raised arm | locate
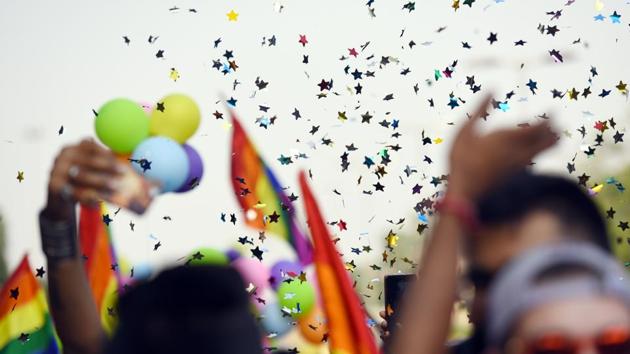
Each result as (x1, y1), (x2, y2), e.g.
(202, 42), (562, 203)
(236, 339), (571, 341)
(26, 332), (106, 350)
(40, 139), (121, 354)
(391, 96), (557, 354)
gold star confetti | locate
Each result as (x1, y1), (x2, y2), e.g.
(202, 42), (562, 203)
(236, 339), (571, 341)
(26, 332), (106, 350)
(16, 171), (24, 183)
(226, 10), (239, 21)
(590, 184), (604, 194)
(616, 81), (627, 94)
(385, 230), (399, 249)
(169, 68), (180, 82)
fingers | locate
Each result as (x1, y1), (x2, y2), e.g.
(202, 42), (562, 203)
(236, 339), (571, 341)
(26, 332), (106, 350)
(512, 122), (558, 161)
(456, 94), (493, 142)
(472, 94), (493, 120)
(74, 153), (121, 175)
(378, 310), (390, 338)
(48, 139), (121, 203)
(69, 169), (118, 193)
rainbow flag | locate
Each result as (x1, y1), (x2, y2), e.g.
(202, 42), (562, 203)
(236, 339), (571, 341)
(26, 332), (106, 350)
(79, 204), (120, 335)
(0, 255), (59, 354)
(230, 113), (313, 265)
(299, 172), (379, 354)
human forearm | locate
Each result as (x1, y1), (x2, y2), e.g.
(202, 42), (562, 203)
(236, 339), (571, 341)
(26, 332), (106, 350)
(40, 207), (105, 354)
(40, 140), (122, 354)
(47, 258), (104, 354)
(392, 211), (465, 354)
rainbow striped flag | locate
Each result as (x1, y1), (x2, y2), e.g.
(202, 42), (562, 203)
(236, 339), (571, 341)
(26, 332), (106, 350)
(79, 204), (120, 335)
(230, 113), (313, 265)
(299, 172), (379, 354)
(0, 255), (59, 354)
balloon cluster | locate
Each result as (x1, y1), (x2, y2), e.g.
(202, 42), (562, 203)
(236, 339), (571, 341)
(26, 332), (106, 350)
(94, 94), (204, 193)
(186, 247), (326, 344)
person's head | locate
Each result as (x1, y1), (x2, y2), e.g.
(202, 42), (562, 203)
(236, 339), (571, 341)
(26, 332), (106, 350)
(106, 265), (262, 354)
(465, 171), (610, 326)
(486, 243), (630, 354)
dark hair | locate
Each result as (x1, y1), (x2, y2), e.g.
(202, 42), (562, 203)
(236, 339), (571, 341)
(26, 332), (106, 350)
(476, 170), (610, 252)
(106, 265), (262, 354)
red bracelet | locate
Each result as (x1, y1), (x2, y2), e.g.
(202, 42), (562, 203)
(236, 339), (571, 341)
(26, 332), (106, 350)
(435, 194), (480, 233)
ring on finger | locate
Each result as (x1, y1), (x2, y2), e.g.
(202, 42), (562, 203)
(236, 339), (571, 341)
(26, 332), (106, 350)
(68, 165), (80, 179)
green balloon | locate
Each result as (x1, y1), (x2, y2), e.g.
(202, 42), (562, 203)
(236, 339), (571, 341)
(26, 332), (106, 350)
(277, 280), (316, 318)
(95, 98), (150, 153)
(187, 247), (229, 266)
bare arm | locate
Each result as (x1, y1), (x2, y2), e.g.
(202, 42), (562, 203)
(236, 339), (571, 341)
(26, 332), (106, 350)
(47, 251), (104, 354)
(392, 213), (465, 354)
(41, 140), (121, 354)
(391, 96), (557, 354)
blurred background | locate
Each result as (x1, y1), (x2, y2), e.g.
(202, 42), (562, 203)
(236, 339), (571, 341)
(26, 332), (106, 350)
(1, 0), (629, 350)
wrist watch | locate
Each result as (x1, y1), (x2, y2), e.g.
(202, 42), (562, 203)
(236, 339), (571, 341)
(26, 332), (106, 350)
(39, 210), (78, 260)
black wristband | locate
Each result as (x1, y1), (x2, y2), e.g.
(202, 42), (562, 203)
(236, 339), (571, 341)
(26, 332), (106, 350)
(39, 210), (78, 261)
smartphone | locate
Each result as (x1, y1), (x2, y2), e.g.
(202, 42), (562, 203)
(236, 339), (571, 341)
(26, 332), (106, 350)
(383, 274), (415, 351)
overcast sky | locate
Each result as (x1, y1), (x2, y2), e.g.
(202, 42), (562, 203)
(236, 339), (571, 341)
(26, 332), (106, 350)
(1, 0), (629, 283)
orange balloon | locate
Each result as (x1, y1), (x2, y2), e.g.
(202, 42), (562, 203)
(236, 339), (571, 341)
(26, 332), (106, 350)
(298, 307), (328, 344)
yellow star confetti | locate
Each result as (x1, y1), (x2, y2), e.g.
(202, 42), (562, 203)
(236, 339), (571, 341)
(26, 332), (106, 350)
(434, 137), (444, 144)
(616, 81), (627, 94)
(169, 68), (180, 82)
(386, 304), (395, 316)
(386, 230), (399, 249)
(591, 184), (604, 194)
(16, 171), (24, 183)
(227, 10), (239, 21)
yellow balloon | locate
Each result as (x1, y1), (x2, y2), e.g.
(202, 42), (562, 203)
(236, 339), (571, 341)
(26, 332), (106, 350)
(298, 307), (328, 344)
(150, 94), (200, 143)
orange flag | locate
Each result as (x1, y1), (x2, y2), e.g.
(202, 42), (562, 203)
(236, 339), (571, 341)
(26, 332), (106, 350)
(79, 204), (120, 335)
(299, 172), (380, 354)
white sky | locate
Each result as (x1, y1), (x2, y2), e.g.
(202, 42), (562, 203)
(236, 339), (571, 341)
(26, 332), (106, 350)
(1, 0), (629, 293)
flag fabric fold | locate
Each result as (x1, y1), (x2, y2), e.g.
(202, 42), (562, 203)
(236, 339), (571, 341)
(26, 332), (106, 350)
(299, 171), (379, 354)
(0, 255), (59, 354)
(79, 204), (120, 335)
(230, 113), (313, 265)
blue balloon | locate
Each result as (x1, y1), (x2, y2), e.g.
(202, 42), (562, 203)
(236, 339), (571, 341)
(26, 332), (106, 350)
(132, 263), (153, 280)
(131, 137), (189, 192)
(261, 302), (293, 336)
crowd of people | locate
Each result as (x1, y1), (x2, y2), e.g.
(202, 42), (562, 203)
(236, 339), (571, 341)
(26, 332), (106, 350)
(36, 96), (630, 354)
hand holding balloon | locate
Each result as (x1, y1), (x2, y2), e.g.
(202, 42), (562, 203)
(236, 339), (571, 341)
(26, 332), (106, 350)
(92, 94), (204, 213)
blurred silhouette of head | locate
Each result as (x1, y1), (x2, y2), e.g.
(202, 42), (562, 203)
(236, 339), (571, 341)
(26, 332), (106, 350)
(465, 171), (610, 327)
(106, 265), (262, 354)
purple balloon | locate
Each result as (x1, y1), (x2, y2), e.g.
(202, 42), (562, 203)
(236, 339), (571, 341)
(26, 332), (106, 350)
(226, 249), (241, 262)
(270, 260), (303, 290)
(176, 144), (204, 193)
